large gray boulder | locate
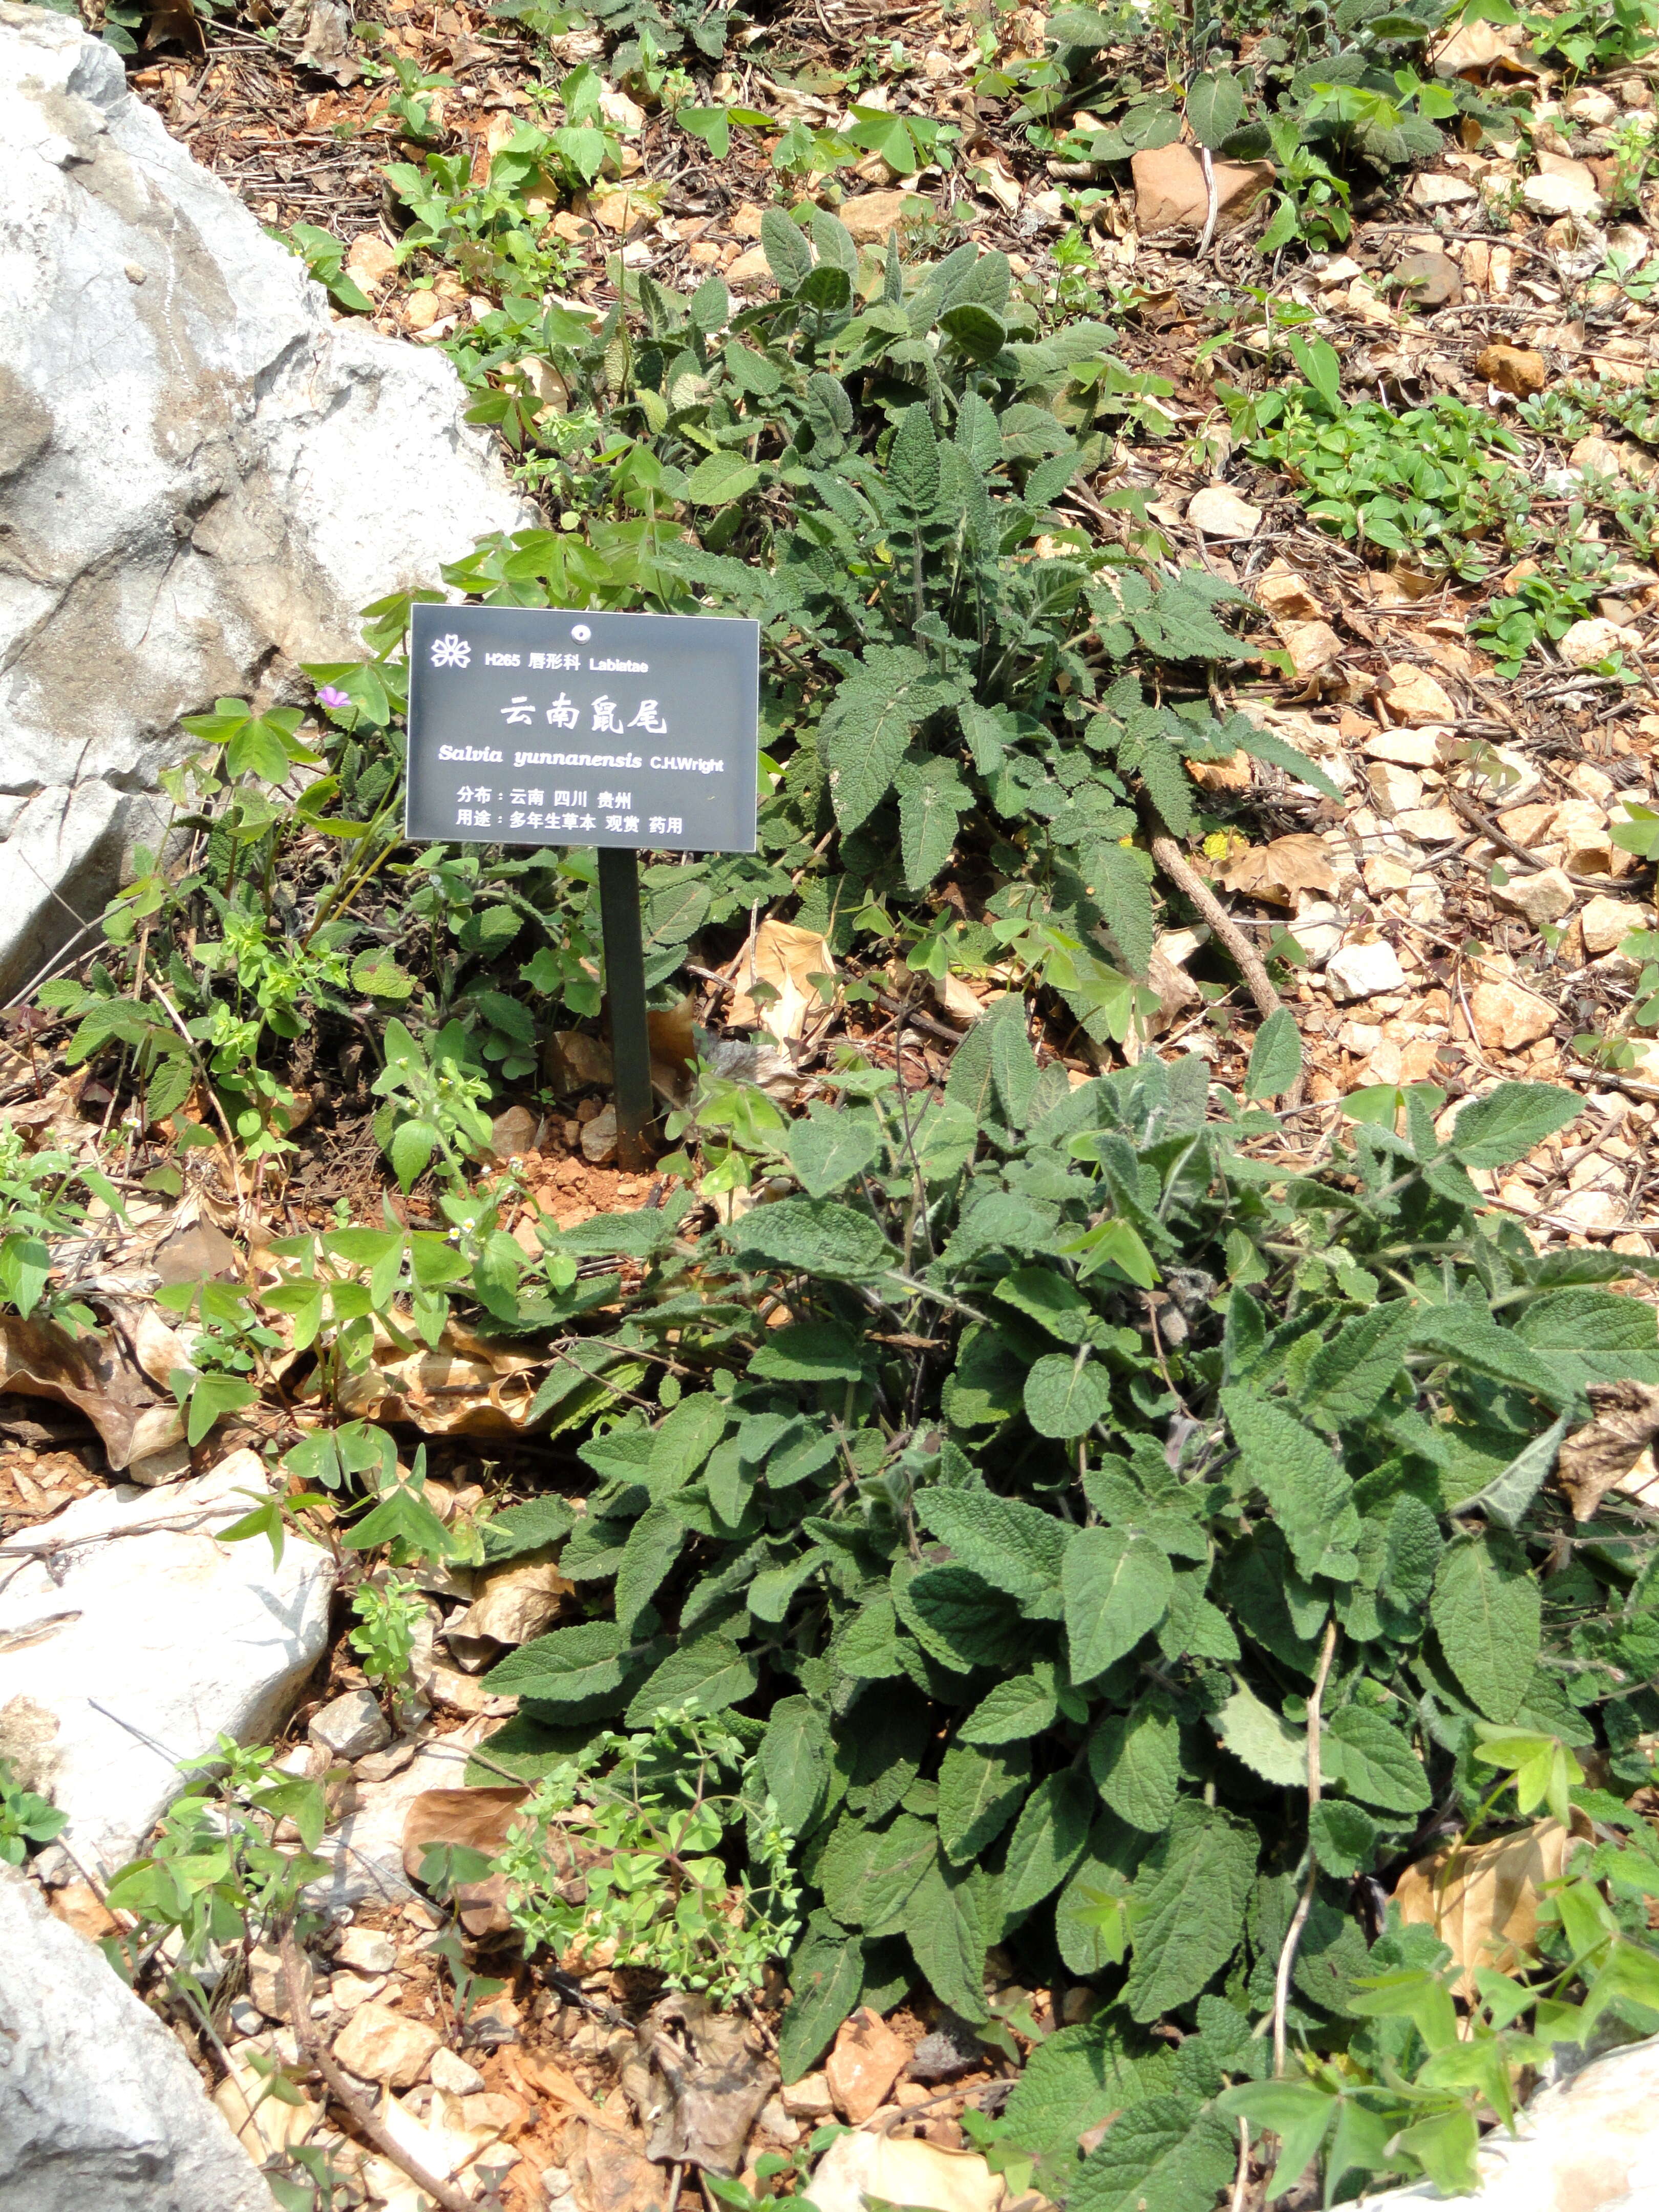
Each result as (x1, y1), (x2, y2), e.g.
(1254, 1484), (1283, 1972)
(0, 2), (530, 995)
(0, 1865), (277, 2210)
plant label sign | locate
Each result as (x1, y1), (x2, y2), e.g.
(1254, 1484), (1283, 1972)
(406, 603), (760, 854)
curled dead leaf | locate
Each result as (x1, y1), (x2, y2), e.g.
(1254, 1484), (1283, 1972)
(624, 1993), (779, 2175)
(402, 1783), (529, 1937)
(1559, 1380), (1659, 1522)
(1392, 1815), (1590, 1997)
(1217, 834), (1337, 907)
(0, 1311), (186, 1470)
(334, 1320), (541, 1436)
(727, 920), (836, 1043)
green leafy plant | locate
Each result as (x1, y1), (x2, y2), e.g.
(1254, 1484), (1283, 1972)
(0, 1121), (121, 1324)
(493, 1707), (802, 1997)
(1523, 0), (1658, 74)
(370, 1016), (496, 1189)
(279, 224), (374, 314)
(348, 1574), (428, 1689)
(467, 1045), (1659, 2201)
(1230, 348), (1532, 573)
(0, 1755), (67, 1866)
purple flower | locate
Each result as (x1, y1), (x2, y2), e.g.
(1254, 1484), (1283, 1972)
(317, 685), (351, 710)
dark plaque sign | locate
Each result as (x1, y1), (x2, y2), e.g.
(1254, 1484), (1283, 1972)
(405, 603), (760, 855)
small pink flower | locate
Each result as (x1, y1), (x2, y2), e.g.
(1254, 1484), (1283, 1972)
(318, 685), (351, 709)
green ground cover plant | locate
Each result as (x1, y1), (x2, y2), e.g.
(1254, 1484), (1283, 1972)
(440, 1036), (1659, 2203)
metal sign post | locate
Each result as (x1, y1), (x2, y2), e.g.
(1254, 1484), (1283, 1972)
(405, 603), (760, 1173)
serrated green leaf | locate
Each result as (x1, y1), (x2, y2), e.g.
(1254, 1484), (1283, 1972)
(938, 1738), (1033, 1864)
(961, 1667), (1061, 1746)
(1448, 1082), (1580, 1171)
(1026, 1352), (1114, 1439)
(1056, 1819), (1146, 1977)
(1323, 1705), (1430, 1814)
(1298, 1302), (1416, 1427)
(761, 204), (814, 290)
(624, 1632), (759, 1728)
(820, 647), (964, 834)
(1122, 1800), (1256, 2022)
(1089, 1698), (1180, 1833)
(751, 1323), (868, 1384)
(1215, 1681), (1306, 1787)
(1003, 1769), (1094, 1915)
(1069, 2095), (1238, 2212)
(896, 754), (971, 889)
(783, 1109), (882, 1199)
(1245, 1006), (1302, 1102)
(1222, 1385), (1361, 1582)
(1065, 1528), (1174, 1685)
(907, 1854), (989, 2022)
(889, 401), (943, 518)
(916, 1487), (1068, 1612)
(1431, 1532), (1540, 1724)
(778, 1927), (862, 2082)
(724, 1196), (894, 1281)
(898, 1565), (1032, 1672)
(760, 1695), (831, 1833)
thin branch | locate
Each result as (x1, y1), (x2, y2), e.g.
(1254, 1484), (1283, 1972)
(279, 1923), (476, 2212)
(1272, 1614), (1339, 2078)
(1150, 832), (1306, 1110)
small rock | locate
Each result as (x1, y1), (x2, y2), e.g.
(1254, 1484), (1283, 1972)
(1279, 619), (1344, 678)
(1365, 725), (1445, 768)
(1494, 866), (1575, 926)
(1286, 901), (1343, 966)
(1379, 663), (1458, 725)
(1367, 761), (1423, 817)
(1475, 343), (1548, 397)
(1570, 434), (1628, 480)
(336, 1926), (399, 1974)
(726, 244), (772, 285)
(756, 2095), (798, 2143)
(445, 1552), (575, 1657)
(332, 2000), (440, 2089)
(1255, 563), (1323, 621)
(1580, 896), (1647, 955)
(825, 2007), (911, 2124)
(1558, 1187), (1625, 1232)
(309, 1690), (390, 1763)
(1394, 804), (1463, 845)
(1565, 87), (1618, 125)
(1469, 979), (1554, 1051)
(1410, 172), (1479, 207)
(1561, 616), (1640, 668)
(908, 2011), (985, 2084)
(1394, 248), (1462, 306)
(1326, 938), (1407, 1004)
(431, 2046), (488, 2096)
(1187, 485), (1262, 540)
(782, 2070), (836, 2119)
(1555, 799), (1615, 877)
(1522, 171), (1604, 221)
(1130, 144), (1274, 233)
(249, 1942), (309, 2024)
(588, 190), (653, 237)
(837, 190), (933, 245)
(354, 1740), (417, 1784)
(731, 203), (767, 239)
(579, 1105), (619, 1164)
(328, 1971), (386, 2014)
(488, 1104), (539, 1161)
(345, 231), (397, 292)
(598, 86), (644, 131)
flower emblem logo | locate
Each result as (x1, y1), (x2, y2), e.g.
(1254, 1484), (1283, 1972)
(430, 631), (471, 669)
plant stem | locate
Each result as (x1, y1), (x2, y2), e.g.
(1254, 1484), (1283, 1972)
(1272, 1613), (1339, 2077)
(1150, 830), (1306, 1110)
(279, 1922), (476, 2212)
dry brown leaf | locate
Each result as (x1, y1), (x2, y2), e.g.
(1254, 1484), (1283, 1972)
(402, 1784), (529, 1936)
(1392, 1816), (1588, 1996)
(0, 1313), (185, 1470)
(334, 1320), (541, 1435)
(727, 920), (836, 1043)
(444, 1549), (576, 1658)
(805, 2133), (1008, 2212)
(1217, 834), (1336, 907)
(1559, 1380), (1659, 1521)
(564, 2114), (669, 2212)
(623, 1993), (779, 2175)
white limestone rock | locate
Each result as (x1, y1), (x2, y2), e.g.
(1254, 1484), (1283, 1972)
(0, 1449), (334, 1876)
(0, 2), (530, 992)
(0, 1865), (277, 2209)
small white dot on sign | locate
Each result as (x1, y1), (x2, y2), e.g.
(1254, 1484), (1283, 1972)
(571, 624), (591, 641)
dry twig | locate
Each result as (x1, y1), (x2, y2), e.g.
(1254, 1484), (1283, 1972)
(1271, 1616), (1339, 2077)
